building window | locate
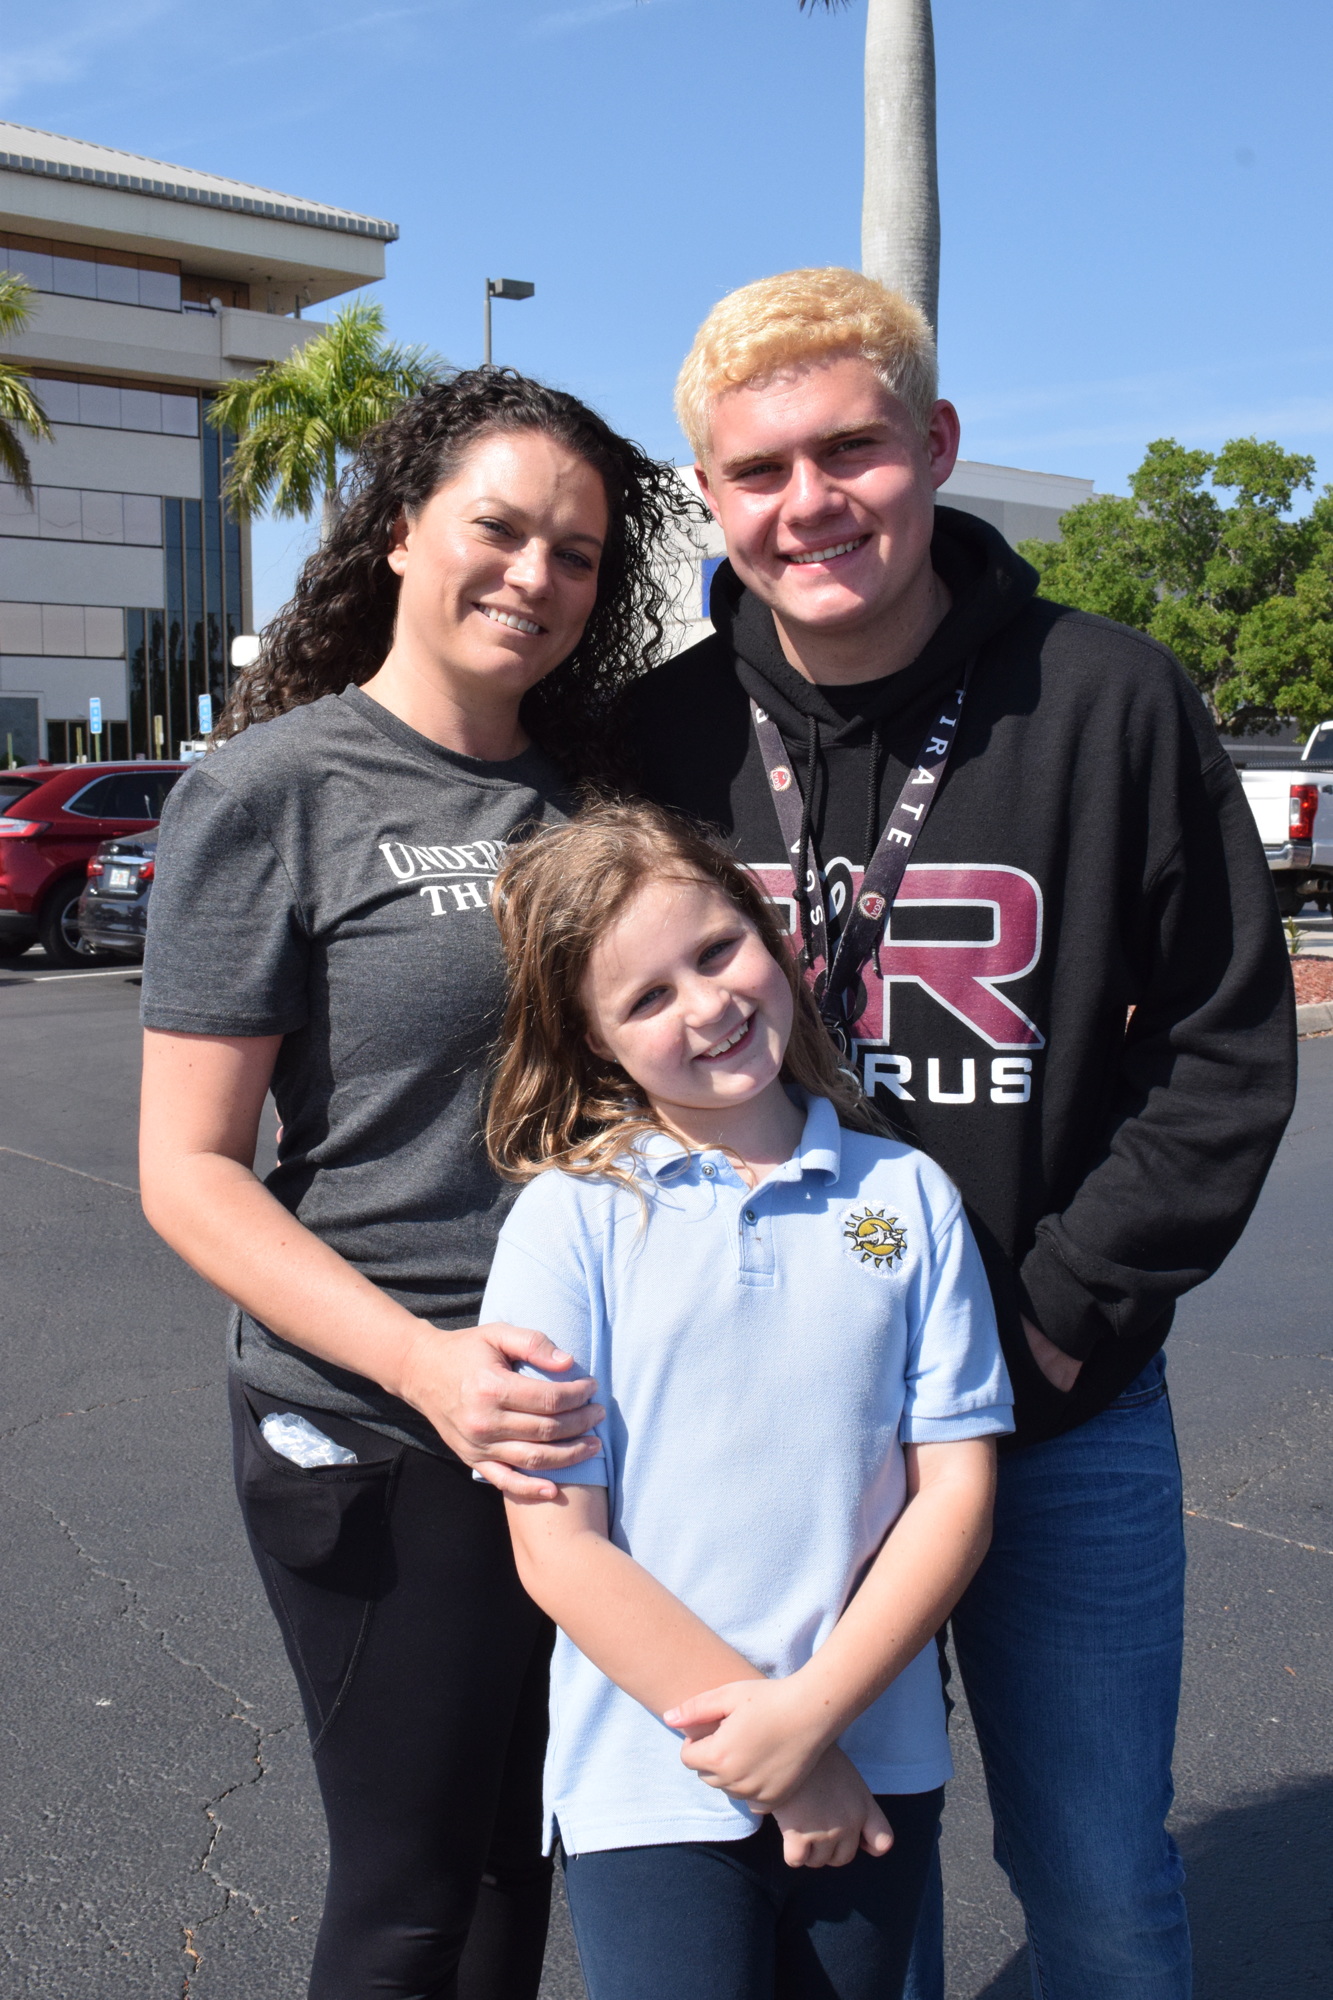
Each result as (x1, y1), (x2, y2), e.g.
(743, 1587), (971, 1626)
(1, 231), (181, 312)
(155, 412), (244, 760)
(0, 484), (162, 546)
(46, 719), (131, 763)
(0, 603), (126, 658)
(28, 375), (199, 437)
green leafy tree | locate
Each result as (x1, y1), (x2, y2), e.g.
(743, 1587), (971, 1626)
(209, 300), (441, 540)
(0, 273), (53, 497)
(1020, 437), (1333, 733)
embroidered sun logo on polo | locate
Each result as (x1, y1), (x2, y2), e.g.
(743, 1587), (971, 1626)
(842, 1203), (908, 1272)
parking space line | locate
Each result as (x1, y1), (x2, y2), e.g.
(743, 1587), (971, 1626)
(3, 967), (142, 983)
(0, 1145), (137, 1194)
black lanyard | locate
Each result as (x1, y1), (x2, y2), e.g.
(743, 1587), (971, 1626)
(750, 656), (974, 1053)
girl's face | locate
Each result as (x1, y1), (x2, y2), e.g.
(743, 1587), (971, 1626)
(386, 429), (607, 702)
(580, 872), (795, 1124)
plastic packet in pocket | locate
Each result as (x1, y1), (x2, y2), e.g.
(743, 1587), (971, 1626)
(261, 1411), (359, 1469)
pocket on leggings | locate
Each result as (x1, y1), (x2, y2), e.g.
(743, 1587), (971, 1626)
(237, 1385), (402, 1585)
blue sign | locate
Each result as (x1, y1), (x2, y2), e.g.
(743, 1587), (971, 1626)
(197, 692), (214, 735)
(88, 696), (102, 736)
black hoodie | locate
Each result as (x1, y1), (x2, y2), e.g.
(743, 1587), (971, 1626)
(623, 507), (1297, 1446)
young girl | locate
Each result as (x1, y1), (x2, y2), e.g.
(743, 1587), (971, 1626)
(480, 801), (1013, 2000)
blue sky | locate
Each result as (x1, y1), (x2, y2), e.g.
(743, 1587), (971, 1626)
(4, 0), (1331, 623)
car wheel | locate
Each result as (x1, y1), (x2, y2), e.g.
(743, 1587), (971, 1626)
(38, 880), (103, 969)
(1275, 885), (1306, 917)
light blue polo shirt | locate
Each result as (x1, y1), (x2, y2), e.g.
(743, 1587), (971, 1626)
(481, 1093), (1013, 1857)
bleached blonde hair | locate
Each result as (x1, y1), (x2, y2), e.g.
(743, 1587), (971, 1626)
(674, 267), (938, 464)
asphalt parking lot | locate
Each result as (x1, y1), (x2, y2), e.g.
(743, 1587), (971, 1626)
(1, 951), (1330, 1998)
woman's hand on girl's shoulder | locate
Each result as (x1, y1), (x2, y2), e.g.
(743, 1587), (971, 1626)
(396, 1319), (603, 1501)
(772, 1748), (894, 1870)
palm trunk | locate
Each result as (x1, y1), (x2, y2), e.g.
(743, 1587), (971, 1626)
(320, 485), (342, 545)
(861, 0), (940, 335)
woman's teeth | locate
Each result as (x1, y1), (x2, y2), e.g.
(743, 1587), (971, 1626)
(699, 1017), (752, 1060)
(479, 604), (543, 635)
(787, 537), (867, 565)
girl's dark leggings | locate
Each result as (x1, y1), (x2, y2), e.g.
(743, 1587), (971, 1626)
(229, 1376), (555, 2000)
(563, 1789), (943, 2000)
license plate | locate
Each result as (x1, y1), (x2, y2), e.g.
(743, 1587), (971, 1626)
(108, 867), (135, 890)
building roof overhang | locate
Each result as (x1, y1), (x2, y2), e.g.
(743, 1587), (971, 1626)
(0, 121), (397, 244)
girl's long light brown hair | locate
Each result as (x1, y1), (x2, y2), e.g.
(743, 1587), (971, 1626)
(486, 800), (887, 1189)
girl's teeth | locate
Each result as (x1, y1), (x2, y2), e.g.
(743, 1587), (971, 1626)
(480, 605), (542, 635)
(704, 1019), (750, 1058)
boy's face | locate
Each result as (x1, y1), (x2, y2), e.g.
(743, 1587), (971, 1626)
(695, 354), (959, 650)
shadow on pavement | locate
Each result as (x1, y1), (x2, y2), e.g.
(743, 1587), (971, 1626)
(968, 1774), (1333, 2000)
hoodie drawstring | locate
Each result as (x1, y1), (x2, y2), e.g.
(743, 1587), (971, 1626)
(863, 722), (884, 876)
(795, 714), (818, 972)
(793, 717), (885, 973)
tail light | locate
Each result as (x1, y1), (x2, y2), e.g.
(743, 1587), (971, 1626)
(139, 860), (155, 882)
(87, 856), (104, 877)
(0, 817), (50, 837)
(1289, 784), (1319, 841)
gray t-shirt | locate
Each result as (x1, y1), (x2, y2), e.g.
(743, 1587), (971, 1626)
(141, 685), (573, 1449)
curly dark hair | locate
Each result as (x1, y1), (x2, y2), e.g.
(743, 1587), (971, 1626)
(218, 369), (701, 777)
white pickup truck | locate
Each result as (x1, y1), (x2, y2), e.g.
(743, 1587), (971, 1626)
(1226, 721), (1333, 915)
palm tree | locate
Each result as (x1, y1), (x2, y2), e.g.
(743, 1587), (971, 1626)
(805, 0), (940, 333)
(0, 273), (53, 497)
(209, 300), (441, 541)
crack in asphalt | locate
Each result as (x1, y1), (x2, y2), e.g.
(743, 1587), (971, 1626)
(0, 1381), (211, 1447)
(1184, 1507), (1333, 1558)
(181, 1715), (303, 1998)
(25, 1496), (292, 1996)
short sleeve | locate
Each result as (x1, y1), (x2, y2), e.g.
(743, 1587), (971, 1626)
(141, 768), (311, 1036)
(899, 1197), (1015, 1444)
(481, 1176), (610, 1488)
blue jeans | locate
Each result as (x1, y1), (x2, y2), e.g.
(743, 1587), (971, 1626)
(563, 1788), (942, 2000)
(905, 1353), (1190, 2000)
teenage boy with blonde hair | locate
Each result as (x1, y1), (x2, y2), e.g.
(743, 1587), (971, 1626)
(624, 267), (1296, 1998)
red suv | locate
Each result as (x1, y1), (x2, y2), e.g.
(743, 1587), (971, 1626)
(0, 761), (185, 967)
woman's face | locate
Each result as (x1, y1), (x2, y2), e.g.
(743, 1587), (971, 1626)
(386, 429), (608, 700)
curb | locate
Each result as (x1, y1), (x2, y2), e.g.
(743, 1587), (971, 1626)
(1296, 999), (1333, 1035)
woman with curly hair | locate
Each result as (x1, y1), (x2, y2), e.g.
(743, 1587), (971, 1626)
(137, 371), (692, 1999)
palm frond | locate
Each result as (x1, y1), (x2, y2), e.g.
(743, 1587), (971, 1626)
(210, 300), (444, 522)
(0, 355), (52, 500)
(0, 271), (38, 339)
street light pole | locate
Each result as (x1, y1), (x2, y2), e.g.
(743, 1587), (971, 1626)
(483, 278), (535, 367)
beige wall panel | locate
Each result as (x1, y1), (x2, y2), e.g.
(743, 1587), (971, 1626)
(19, 427), (200, 499)
(41, 604), (86, 654)
(0, 539), (164, 607)
(0, 655), (128, 720)
(0, 603), (42, 651)
(83, 606), (126, 657)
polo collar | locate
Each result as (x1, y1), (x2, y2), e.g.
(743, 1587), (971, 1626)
(635, 1093), (843, 1185)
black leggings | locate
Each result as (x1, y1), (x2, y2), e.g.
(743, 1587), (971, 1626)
(230, 1377), (555, 2000)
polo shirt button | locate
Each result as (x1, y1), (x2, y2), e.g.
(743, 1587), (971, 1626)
(743, 1208), (757, 1224)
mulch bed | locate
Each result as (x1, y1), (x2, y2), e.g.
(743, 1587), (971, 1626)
(1291, 957), (1333, 1007)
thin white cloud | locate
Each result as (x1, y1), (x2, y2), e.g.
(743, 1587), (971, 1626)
(528, 0), (647, 41)
(0, 2), (171, 106)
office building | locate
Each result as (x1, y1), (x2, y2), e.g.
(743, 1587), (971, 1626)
(0, 121), (397, 762)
